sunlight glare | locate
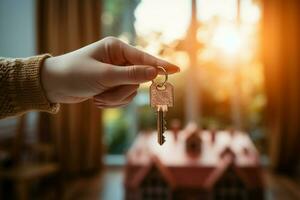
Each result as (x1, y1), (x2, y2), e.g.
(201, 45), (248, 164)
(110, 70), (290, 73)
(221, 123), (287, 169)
(212, 25), (242, 56)
(197, 0), (237, 22)
(134, 0), (191, 43)
(241, 0), (261, 24)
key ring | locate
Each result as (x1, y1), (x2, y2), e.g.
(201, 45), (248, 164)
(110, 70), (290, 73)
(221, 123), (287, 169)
(152, 66), (168, 88)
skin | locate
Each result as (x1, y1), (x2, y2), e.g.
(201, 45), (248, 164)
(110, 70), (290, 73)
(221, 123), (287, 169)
(41, 37), (180, 109)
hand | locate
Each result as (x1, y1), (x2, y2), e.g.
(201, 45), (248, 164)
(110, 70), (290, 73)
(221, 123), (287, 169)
(41, 37), (180, 108)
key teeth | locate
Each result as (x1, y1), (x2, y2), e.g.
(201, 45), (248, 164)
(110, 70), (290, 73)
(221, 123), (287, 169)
(159, 139), (165, 145)
(158, 134), (166, 145)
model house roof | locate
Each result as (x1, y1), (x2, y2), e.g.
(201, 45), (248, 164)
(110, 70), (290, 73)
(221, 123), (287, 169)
(125, 128), (264, 190)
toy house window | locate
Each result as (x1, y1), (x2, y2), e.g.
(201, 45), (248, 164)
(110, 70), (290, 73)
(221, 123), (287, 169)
(187, 140), (200, 151)
(186, 135), (201, 154)
(213, 168), (248, 200)
(140, 168), (170, 200)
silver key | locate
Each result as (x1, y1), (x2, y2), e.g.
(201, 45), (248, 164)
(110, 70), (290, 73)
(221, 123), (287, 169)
(150, 76), (174, 145)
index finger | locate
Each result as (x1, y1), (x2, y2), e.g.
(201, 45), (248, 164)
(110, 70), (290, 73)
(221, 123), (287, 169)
(119, 40), (180, 74)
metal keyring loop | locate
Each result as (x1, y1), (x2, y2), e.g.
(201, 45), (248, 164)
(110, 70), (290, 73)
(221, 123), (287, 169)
(152, 66), (168, 88)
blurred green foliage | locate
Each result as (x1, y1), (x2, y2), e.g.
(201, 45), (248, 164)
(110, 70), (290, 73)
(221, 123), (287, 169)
(105, 110), (129, 154)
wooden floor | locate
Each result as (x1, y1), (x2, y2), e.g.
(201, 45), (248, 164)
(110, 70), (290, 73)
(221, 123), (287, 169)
(61, 167), (300, 200)
(264, 171), (300, 200)
(3, 166), (296, 199)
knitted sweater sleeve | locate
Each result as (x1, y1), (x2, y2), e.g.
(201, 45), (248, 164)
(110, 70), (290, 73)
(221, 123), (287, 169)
(0, 54), (59, 119)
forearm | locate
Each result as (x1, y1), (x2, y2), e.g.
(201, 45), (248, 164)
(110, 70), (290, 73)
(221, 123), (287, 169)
(0, 55), (59, 119)
(0, 38), (180, 118)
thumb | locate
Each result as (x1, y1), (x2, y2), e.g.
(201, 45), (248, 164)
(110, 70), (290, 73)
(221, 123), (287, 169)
(110, 65), (158, 85)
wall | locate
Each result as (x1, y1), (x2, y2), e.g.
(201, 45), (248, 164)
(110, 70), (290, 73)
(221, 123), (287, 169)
(0, 0), (37, 138)
(0, 0), (36, 57)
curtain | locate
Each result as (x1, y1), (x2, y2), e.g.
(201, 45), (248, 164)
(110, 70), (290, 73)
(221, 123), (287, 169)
(263, 0), (300, 175)
(36, 0), (103, 174)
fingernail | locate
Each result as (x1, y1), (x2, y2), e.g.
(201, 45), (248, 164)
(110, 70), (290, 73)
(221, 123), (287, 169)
(173, 64), (181, 72)
(145, 67), (157, 79)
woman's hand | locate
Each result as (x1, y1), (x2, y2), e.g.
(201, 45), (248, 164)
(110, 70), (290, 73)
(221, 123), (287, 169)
(41, 37), (180, 108)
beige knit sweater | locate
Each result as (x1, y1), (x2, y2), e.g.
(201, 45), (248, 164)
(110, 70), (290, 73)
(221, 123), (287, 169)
(0, 55), (59, 119)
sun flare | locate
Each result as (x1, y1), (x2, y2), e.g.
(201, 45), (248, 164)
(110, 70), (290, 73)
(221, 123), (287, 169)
(211, 24), (242, 56)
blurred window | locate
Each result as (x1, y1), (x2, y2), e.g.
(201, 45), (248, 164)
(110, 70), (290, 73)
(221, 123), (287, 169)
(101, 0), (266, 160)
(213, 168), (247, 199)
(141, 168), (170, 200)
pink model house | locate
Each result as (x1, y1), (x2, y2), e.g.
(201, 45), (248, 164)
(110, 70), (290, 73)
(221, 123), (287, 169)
(124, 126), (264, 200)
